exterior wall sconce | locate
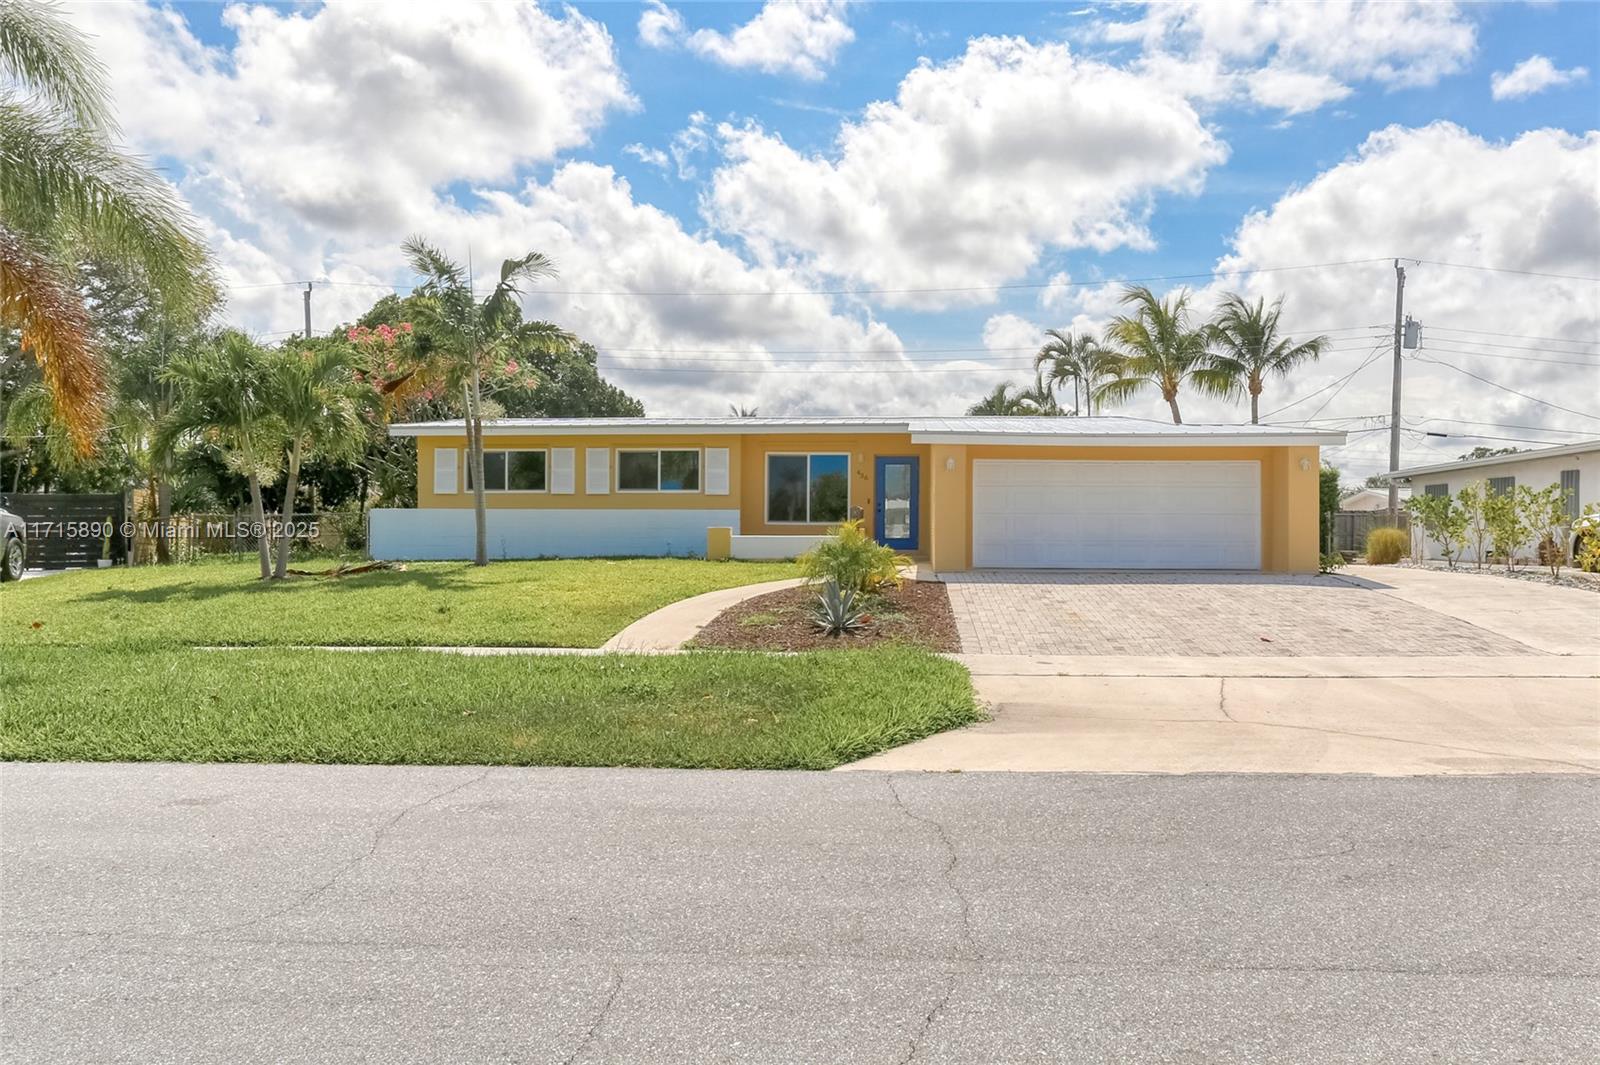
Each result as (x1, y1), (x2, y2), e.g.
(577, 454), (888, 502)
(945, 457), (957, 471)
(1299, 457), (1312, 472)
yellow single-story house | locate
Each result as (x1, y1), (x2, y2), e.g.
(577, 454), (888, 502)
(374, 416), (1345, 572)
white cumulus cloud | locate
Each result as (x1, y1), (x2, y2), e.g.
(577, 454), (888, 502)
(638, 0), (855, 80)
(1093, 0), (1478, 113)
(706, 36), (1227, 308)
(1490, 55), (1590, 100)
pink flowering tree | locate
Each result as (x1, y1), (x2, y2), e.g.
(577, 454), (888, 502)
(399, 237), (572, 565)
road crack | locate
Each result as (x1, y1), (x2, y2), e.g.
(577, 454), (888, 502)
(200, 767), (496, 936)
(560, 969), (623, 1065)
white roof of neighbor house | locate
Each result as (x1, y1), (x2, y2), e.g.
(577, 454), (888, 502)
(389, 415), (1346, 447)
(1389, 439), (1600, 480)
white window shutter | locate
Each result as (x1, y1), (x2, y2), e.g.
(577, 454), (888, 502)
(432, 447), (458, 495)
(705, 448), (730, 495)
(551, 448), (576, 494)
(585, 448), (610, 494)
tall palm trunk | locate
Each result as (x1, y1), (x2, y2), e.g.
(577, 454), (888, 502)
(246, 469), (270, 580)
(273, 439), (302, 579)
(1250, 389), (1260, 424)
(466, 372), (488, 566)
(1165, 392), (1183, 425)
(155, 475), (171, 563)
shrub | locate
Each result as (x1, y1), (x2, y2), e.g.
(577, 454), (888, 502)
(1365, 526), (1408, 565)
(812, 579), (867, 636)
(799, 519), (909, 594)
(1319, 550), (1346, 573)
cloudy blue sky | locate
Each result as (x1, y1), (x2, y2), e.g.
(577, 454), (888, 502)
(68, 1), (1600, 474)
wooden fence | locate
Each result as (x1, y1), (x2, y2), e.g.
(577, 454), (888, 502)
(1330, 510), (1408, 556)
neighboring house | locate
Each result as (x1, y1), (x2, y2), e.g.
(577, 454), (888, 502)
(1340, 486), (1409, 512)
(1389, 439), (1599, 561)
(374, 416), (1345, 572)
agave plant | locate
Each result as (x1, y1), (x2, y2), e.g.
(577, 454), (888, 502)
(812, 578), (867, 636)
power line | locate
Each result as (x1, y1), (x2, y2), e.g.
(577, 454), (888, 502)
(1405, 416), (1595, 437)
(1412, 356), (1600, 423)
(1261, 339), (1390, 419)
(225, 257), (1394, 301)
(1418, 335), (1600, 358)
(1411, 259), (1600, 284)
(1429, 326), (1599, 350)
(1414, 345), (1600, 369)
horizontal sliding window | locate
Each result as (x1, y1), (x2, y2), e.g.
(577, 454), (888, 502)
(466, 449), (547, 492)
(767, 453), (848, 524)
(618, 449), (700, 492)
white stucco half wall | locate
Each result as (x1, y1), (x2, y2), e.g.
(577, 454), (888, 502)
(368, 508), (740, 561)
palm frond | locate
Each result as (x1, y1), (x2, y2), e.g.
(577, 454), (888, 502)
(0, 0), (113, 131)
(0, 225), (102, 453)
(0, 99), (213, 314)
(401, 236), (465, 288)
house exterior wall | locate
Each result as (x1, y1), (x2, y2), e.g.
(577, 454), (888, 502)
(402, 431), (1323, 572)
(1402, 449), (1597, 561)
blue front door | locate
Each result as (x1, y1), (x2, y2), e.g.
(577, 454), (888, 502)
(874, 457), (919, 551)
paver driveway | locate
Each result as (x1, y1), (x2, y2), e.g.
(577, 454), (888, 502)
(941, 570), (1540, 656)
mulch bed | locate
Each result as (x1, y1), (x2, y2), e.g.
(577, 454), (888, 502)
(689, 580), (962, 652)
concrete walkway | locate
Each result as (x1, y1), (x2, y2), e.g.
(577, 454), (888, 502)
(848, 565), (1600, 775)
(601, 577), (803, 651)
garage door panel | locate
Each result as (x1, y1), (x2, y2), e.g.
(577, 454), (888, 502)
(972, 460), (1261, 570)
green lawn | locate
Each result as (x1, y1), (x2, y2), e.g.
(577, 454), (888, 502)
(0, 646), (979, 769)
(0, 557), (797, 650)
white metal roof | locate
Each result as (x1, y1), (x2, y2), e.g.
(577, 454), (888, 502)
(388, 415), (1346, 446)
(1389, 438), (1600, 480)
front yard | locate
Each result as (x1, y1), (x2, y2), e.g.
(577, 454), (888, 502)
(0, 556), (798, 649)
(0, 557), (980, 769)
(1, 646), (977, 769)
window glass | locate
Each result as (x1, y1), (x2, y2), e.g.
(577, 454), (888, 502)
(1424, 483), (1449, 498)
(618, 451), (659, 491)
(659, 450), (700, 491)
(1560, 470), (1580, 520)
(508, 451), (546, 491)
(472, 451), (506, 491)
(1488, 476), (1515, 498)
(767, 455), (808, 522)
(809, 454), (849, 522)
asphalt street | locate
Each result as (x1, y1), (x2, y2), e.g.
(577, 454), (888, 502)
(2, 764), (1596, 1063)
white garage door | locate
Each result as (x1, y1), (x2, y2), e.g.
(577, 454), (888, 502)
(972, 460), (1261, 569)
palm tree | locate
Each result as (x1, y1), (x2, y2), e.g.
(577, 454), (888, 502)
(158, 331), (279, 579)
(729, 403), (759, 417)
(265, 340), (369, 578)
(1017, 374), (1062, 415)
(402, 238), (572, 566)
(0, 0), (212, 454)
(1207, 293), (1330, 423)
(966, 382), (1034, 415)
(1098, 285), (1234, 425)
(1033, 329), (1123, 415)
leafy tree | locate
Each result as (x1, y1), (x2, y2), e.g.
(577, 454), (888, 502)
(1206, 293), (1329, 423)
(0, 0), (212, 454)
(1483, 487), (1530, 572)
(401, 238), (573, 566)
(158, 331), (280, 579)
(1519, 483), (1571, 579)
(1406, 492), (1468, 569)
(1457, 446), (1522, 461)
(1098, 285), (1233, 424)
(1456, 481), (1491, 570)
(1033, 329), (1121, 415)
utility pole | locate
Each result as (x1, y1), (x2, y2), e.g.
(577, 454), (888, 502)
(1382, 257), (1408, 521)
(302, 282), (313, 339)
